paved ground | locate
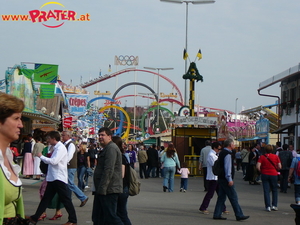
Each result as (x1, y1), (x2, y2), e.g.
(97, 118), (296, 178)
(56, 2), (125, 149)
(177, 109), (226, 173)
(22, 171), (296, 225)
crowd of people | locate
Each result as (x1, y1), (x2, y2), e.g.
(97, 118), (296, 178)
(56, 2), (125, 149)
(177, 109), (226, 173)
(2, 92), (300, 224)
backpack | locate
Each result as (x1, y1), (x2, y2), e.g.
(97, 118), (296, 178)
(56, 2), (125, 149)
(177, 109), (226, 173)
(296, 157), (300, 177)
(212, 158), (222, 176)
(212, 151), (230, 176)
(128, 166), (141, 196)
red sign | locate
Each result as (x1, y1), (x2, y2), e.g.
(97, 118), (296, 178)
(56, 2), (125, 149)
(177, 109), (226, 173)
(89, 127), (95, 135)
(63, 117), (73, 128)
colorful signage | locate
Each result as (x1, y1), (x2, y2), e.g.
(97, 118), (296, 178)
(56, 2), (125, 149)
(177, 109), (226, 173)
(66, 94), (89, 116)
(34, 64), (58, 83)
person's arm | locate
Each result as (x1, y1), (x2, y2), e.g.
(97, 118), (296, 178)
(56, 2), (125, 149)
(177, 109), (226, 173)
(87, 155), (90, 168)
(122, 164), (125, 178)
(40, 145), (66, 165)
(199, 152), (203, 170)
(224, 154), (233, 184)
(256, 162), (261, 172)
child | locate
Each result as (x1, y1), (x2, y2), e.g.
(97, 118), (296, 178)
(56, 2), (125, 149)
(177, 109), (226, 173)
(178, 162), (190, 192)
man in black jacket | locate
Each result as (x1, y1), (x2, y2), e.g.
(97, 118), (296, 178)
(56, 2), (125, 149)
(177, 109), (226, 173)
(146, 144), (158, 178)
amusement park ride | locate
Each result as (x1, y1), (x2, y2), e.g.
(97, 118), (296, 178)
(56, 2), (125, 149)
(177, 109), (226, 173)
(78, 50), (215, 142)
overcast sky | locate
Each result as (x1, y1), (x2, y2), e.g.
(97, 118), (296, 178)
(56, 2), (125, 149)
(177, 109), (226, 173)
(1, 0), (300, 113)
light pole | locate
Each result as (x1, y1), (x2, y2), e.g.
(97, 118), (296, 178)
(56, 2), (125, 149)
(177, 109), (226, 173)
(144, 67), (174, 133)
(160, 0), (215, 105)
(235, 97), (238, 139)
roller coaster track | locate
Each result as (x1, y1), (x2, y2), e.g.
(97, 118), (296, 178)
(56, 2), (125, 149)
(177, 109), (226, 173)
(80, 67), (184, 104)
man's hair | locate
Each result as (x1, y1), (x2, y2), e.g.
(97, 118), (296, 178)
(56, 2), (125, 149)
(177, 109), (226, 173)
(62, 130), (72, 137)
(0, 93), (25, 124)
(205, 140), (211, 146)
(223, 139), (233, 148)
(283, 144), (288, 151)
(152, 144), (156, 148)
(46, 131), (61, 141)
(212, 142), (221, 150)
(98, 127), (112, 136)
(276, 141), (281, 147)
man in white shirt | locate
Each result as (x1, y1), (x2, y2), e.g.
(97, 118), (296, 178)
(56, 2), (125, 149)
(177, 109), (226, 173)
(199, 142), (228, 214)
(62, 130), (89, 207)
(28, 131), (77, 225)
(199, 140), (212, 191)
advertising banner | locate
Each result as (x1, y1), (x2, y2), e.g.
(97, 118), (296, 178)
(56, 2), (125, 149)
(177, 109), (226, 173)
(66, 94), (89, 116)
(40, 84), (55, 99)
(34, 64), (58, 83)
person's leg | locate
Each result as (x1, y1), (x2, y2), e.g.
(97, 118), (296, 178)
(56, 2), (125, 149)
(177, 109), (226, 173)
(281, 170), (289, 192)
(200, 180), (217, 211)
(294, 184), (300, 204)
(77, 166), (86, 191)
(168, 166), (176, 192)
(222, 181), (244, 218)
(30, 181), (57, 222)
(151, 167), (156, 178)
(203, 167), (208, 191)
(68, 168), (88, 202)
(55, 180), (77, 223)
(92, 194), (103, 225)
(100, 194), (124, 225)
(117, 186), (132, 225)
(184, 178), (188, 190)
(163, 167), (170, 188)
(270, 175), (278, 207)
(139, 163), (143, 178)
(213, 180), (227, 218)
(261, 174), (271, 209)
(84, 168), (89, 187)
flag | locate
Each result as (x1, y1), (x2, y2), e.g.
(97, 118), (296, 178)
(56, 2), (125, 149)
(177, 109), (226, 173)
(183, 48), (188, 60)
(108, 64), (111, 73)
(34, 64), (58, 83)
(99, 69), (102, 77)
(197, 49), (202, 60)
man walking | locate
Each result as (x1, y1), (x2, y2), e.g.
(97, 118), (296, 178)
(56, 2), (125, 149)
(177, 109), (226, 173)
(199, 140), (212, 191)
(213, 139), (249, 221)
(92, 127), (123, 225)
(199, 142), (228, 215)
(62, 131), (89, 207)
(28, 131), (77, 225)
(137, 144), (148, 179)
(146, 144), (158, 178)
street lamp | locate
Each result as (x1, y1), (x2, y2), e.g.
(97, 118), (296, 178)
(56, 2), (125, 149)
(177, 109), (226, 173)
(160, 0), (215, 105)
(235, 97), (238, 138)
(143, 67), (174, 133)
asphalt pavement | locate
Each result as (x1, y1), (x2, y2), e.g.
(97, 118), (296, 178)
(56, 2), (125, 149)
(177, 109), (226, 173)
(22, 170), (296, 225)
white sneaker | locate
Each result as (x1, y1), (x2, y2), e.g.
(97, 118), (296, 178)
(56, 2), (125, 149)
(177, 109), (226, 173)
(183, 189), (186, 192)
(85, 186), (90, 189)
(271, 206), (278, 211)
(266, 207), (271, 212)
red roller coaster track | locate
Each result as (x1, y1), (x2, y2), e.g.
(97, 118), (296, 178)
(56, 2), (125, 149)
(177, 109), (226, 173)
(80, 67), (184, 104)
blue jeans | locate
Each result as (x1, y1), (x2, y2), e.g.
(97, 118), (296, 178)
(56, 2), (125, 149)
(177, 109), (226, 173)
(261, 174), (278, 208)
(294, 184), (300, 203)
(163, 167), (176, 192)
(213, 179), (244, 218)
(117, 186), (132, 225)
(92, 193), (124, 225)
(68, 168), (87, 202)
(77, 166), (87, 191)
(180, 178), (188, 190)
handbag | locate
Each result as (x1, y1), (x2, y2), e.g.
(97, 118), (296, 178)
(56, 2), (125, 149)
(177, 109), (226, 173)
(3, 215), (28, 225)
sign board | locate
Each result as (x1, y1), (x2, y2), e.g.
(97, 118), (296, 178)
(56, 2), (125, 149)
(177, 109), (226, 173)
(65, 94), (89, 116)
(175, 116), (218, 126)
